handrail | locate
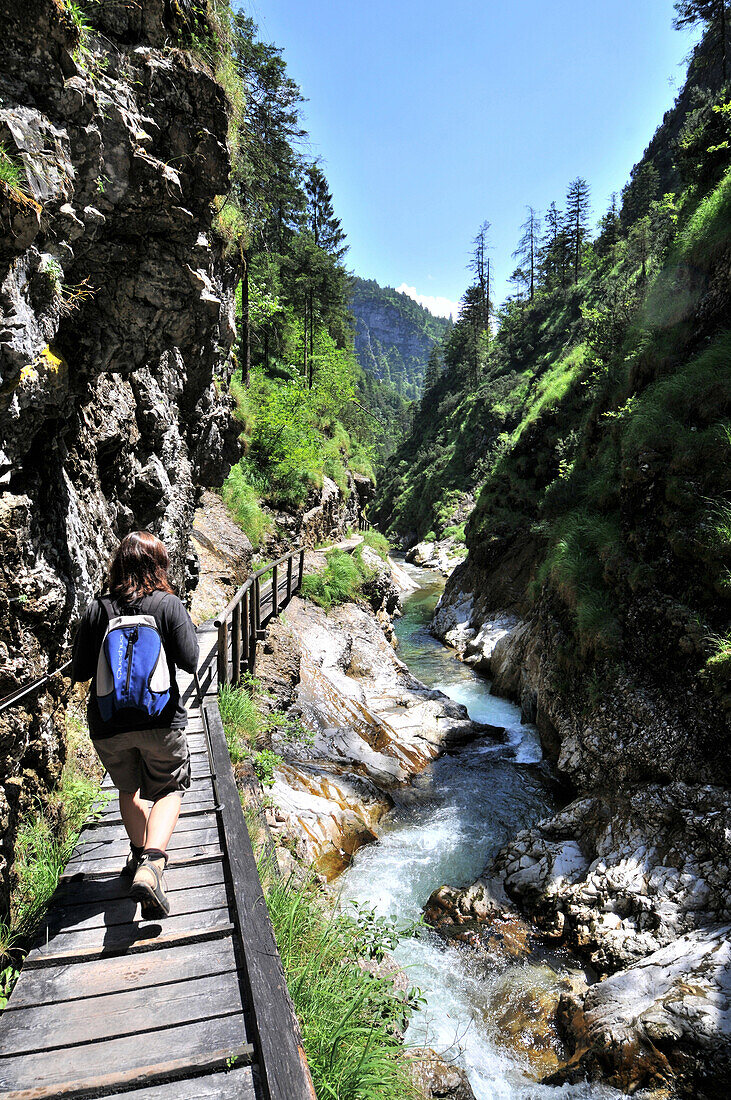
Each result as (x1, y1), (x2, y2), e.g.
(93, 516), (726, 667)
(215, 545), (305, 690)
(214, 547), (305, 627)
(0, 659), (72, 716)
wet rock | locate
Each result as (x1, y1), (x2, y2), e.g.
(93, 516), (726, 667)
(549, 925), (731, 1097)
(407, 538), (465, 577)
(262, 597), (488, 876)
(495, 784), (731, 974)
(406, 1047), (476, 1100)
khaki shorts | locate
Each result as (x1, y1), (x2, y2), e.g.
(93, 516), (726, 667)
(94, 727), (191, 802)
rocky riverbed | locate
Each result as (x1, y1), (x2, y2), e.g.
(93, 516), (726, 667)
(255, 586), (490, 878)
(430, 570), (731, 1097)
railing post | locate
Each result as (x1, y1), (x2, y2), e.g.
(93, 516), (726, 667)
(286, 554), (293, 601)
(298, 548), (305, 591)
(255, 577), (261, 632)
(232, 602), (242, 687)
(272, 564), (278, 618)
(242, 588), (249, 668)
(217, 619), (229, 688)
(249, 587), (256, 672)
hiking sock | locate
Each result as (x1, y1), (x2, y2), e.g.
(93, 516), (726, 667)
(142, 848), (168, 865)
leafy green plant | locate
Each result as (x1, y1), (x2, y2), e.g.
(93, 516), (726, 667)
(4, 706), (104, 966)
(265, 874), (420, 1099)
(0, 145), (24, 191)
(222, 464), (270, 548)
(252, 748), (282, 789)
(360, 529), (390, 560)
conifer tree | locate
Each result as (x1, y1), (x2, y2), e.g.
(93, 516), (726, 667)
(674, 0), (729, 82)
(540, 202), (570, 288)
(469, 221), (492, 334)
(512, 206), (540, 301)
(565, 177), (591, 283)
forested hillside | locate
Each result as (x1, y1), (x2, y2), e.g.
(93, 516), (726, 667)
(374, 18), (731, 686)
(351, 277), (451, 399)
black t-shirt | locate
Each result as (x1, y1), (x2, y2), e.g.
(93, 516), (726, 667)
(71, 590), (199, 739)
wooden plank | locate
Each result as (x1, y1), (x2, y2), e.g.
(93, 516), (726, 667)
(0, 969), (248, 1056)
(25, 914), (234, 967)
(232, 602), (242, 687)
(94, 798), (219, 825)
(65, 825), (221, 863)
(95, 1064), (261, 1100)
(204, 700), (316, 1100)
(82, 812), (219, 845)
(0, 1015), (254, 1099)
(8, 933), (238, 1008)
(39, 882), (228, 937)
(218, 619), (229, 687)
(60, 843), (222, 879)
(51, 859), (226, 906)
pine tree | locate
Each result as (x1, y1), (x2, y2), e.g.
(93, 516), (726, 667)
(304, 165), (348, 259)
(565, 178), (591, 283)
(469, 221), (492, 335)
(512, 206), (540, 301)
(540, 202), (570, 288)
(674, 0), (729, 83)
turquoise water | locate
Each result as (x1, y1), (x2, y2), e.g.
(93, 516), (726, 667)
(339, 561), (621, 1099)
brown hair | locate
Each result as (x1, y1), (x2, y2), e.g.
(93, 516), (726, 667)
(108, 531), (175, 604)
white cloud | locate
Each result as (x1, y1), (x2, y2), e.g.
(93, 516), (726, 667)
(395, 283), (460, 320)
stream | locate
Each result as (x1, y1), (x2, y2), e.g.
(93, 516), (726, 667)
(339, 562), (622, 1100)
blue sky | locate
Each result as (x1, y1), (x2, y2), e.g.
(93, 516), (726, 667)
(243, 1), (698, 315)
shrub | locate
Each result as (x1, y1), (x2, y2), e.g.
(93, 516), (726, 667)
(361, 529), (390, 560)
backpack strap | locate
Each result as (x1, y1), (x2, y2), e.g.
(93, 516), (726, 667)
(146, 590), (169, 617)
(99, 596), (117, 622)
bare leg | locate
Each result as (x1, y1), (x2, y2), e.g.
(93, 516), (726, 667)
(144, 791), (182, 853)
(119, 790), (149, 848)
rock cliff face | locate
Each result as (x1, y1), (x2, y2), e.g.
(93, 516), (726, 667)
(0, 0), (238, 909)
(350, 276), (449, 398)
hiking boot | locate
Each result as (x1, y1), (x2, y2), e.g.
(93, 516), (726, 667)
(121, 843), (144, 879)
(130, 852), (170, 918)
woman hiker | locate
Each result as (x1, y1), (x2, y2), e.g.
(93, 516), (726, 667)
(71, 531), (199, 918)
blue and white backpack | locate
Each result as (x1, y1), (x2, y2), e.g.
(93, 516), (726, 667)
(95, 592), (171, 722)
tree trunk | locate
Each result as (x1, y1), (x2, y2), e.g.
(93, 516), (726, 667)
(240, 246), (251, 387)
(308, 288), (314, 388)
(721, 0), (728, 82)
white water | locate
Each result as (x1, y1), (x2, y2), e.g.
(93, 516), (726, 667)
(338, 562), (622, 1099)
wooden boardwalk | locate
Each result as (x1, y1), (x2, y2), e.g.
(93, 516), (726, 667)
(0, 604), (315, 1098)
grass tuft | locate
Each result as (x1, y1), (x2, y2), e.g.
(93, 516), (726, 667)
(265, 874), (419, 1099)
(300, 549), (364, 610)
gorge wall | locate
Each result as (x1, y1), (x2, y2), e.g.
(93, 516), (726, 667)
(0, 0), (238, 909)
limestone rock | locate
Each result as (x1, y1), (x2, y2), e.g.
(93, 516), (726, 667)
(406, 1048), (476, 1100)
(262, 597), (491, 876)
(0, 0), (239, 909)
(550, 925), (731, 1097)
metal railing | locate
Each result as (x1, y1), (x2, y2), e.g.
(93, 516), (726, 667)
(358, 515), (371, 532)
(214, 547), (305, 689)
(0, 659), (72, 716)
